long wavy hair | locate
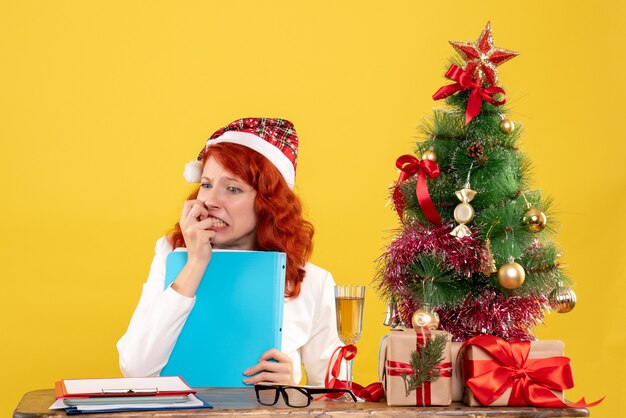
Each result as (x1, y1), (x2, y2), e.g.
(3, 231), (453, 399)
(169, 142), (314, 298)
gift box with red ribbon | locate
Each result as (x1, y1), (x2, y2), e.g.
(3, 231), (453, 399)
(461, 335), (602, 408)
(379, 328), (452, 406)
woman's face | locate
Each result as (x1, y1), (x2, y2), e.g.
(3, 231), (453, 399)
(197, 156), (258, 250)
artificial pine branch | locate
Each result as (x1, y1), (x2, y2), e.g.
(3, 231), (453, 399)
(426, 108), (466, 142)
(401, 333), (448, 396)
(407, 253), (470, 306)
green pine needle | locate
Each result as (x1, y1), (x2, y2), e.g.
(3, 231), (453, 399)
(406, 253), (469, 306)
(402, 333), (448, 396)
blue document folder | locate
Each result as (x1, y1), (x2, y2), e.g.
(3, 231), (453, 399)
(161, 250), (286, 388)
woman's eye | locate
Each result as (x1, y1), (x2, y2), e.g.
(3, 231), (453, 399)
(227, 186), (242, 193)
(200, 183), (212, 189)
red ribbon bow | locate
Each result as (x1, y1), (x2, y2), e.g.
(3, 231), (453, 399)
(393, 154), (442, 225)
(432, 64), (507, 125)
(461, 335), (603, 408)
(322, 344), (384, 402)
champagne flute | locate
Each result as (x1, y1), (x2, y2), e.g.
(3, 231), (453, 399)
(334, 285), (365, 398)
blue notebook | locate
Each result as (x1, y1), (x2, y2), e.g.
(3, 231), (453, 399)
(161, 250), (286, 388)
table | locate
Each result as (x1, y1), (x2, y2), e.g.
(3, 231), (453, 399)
(14, 388), (589, 417)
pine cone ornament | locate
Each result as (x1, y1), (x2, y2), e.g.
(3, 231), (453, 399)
(467, 142), (484, 160)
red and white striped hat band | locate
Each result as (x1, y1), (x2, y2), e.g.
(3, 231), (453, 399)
(184, 118), (299, 189)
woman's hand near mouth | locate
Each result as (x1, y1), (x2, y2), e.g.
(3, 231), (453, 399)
(171, 199), (218, 297)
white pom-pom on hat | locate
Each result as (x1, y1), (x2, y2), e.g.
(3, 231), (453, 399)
(184, 160), (203, 183)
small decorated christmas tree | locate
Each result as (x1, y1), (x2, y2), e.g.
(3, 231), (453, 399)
(378, 22), (577, 341)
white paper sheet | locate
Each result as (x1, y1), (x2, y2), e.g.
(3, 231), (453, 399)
(62, 376), (192, 395)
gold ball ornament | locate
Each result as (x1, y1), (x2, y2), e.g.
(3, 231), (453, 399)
(422, 149), (437, 162)
(523, 207), (547, 232)
(499, 119), (515, 134)
(411, 307), (440, 330)
(497, 260), (526, 289)
(549, 284), (577, 313)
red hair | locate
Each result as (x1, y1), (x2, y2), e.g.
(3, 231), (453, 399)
(169, 142), (314, 298)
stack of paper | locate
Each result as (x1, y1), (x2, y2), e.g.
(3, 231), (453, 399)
(49, 376), (211, 414)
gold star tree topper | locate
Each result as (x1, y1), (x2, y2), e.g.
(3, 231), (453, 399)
(449, 22), (519, 86)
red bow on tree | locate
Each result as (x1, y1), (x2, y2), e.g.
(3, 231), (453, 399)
(432, 64), (507, 125)
(461, 335), (604, 408)
(393, 155), (442, 225)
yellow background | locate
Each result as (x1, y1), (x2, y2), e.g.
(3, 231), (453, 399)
(1, 1), (623, 416)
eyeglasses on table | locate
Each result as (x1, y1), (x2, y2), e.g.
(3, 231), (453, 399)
(254, 384), (357, 408)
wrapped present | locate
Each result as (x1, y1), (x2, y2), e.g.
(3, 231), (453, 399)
(462, 336), (566, 406)
(380, 328), (452, 406)
(461, 335), (587, 408)
(451, 342), (464, 402)
(461, 335), (603, 408)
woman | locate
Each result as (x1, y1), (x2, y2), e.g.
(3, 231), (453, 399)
(117, 118), (342, 386)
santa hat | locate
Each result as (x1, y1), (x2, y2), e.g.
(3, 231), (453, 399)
(184, 117), (299, 189)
